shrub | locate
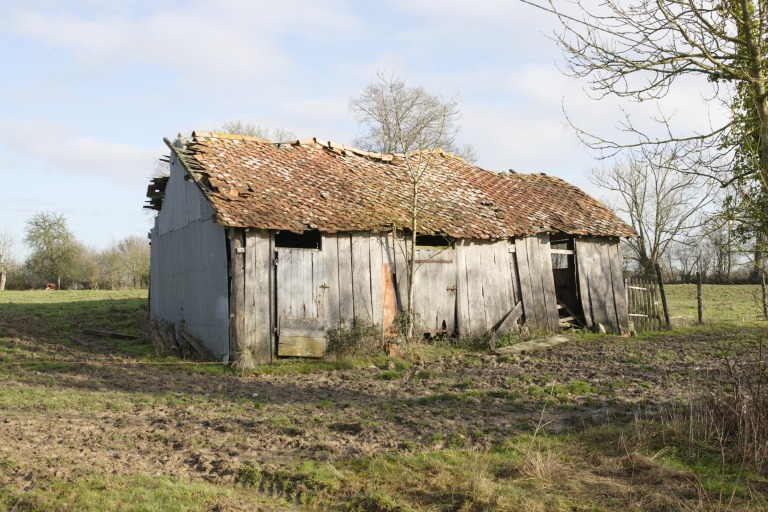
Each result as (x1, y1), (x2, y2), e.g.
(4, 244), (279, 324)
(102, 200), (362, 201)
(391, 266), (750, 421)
(325, 318), (384, 359)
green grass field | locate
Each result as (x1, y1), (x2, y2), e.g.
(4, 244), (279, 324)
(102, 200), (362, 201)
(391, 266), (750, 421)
(665, 284), (767, 325)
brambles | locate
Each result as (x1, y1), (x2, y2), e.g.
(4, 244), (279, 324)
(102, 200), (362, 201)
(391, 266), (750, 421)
(324, 318), (384, 359)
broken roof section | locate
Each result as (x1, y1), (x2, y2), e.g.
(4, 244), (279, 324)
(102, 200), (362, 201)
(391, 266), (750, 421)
(150, 131), (635, 239)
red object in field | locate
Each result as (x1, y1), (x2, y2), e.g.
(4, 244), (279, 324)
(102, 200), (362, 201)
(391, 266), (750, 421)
(44, 283), (57, 291)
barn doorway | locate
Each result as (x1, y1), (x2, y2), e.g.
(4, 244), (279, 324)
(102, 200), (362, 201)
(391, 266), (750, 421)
(549, 235), (583, 327)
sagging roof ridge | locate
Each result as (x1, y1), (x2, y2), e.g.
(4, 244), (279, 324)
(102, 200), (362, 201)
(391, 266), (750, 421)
(185, 130), (467, 165)
(158, 131), (637, 239)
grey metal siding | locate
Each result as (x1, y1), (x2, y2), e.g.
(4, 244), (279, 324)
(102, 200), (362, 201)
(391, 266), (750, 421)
(149, 155), (230, 359)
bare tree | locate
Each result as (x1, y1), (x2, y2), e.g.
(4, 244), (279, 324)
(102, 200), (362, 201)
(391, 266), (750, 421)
(350, 72), (463, 341)
(349, 71), (477, 163)
(220, 121), (296, 142)
(591, 148), (715, 276)
(0, 230), (14, 291)
(117, 236), (150, 288)
(523, 1), (768, 172)
(523, 0), (768, 271)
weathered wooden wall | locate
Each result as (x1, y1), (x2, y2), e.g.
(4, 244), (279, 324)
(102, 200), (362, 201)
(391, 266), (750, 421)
(388, 238), (457, 335)
(456, 239), (522, 337)
(149, 157), (230, 359)
(230, 229), (273, 363)
(514, 233), (560, 332)
(574, 236), (628, 334)
(263, 233), (569, 348)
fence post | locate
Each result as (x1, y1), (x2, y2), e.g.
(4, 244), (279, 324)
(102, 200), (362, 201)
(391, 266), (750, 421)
(697, 272), (703, 324)
(654, 263), (671, 329)
(762, 270), (767, 320)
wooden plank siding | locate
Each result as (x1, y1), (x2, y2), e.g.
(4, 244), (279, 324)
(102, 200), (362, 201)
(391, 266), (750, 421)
(320, 233), (341, 328)
(608, 241), (629, 333)
(276, 246), (325, 357)
(351, 234), (374, 322)
(514, 238), (537, 329)
(535, 233), (561, 331)
(412, 246), (457, 334)
(513, 235), (559, 332)
(456, 240), (520, 337)
(244, 230), (273, 363)
(574, 236), (628, 334)
(336, 234), (355, 321)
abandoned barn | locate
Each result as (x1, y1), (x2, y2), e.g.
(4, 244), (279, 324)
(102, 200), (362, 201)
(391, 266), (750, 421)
(145, 131), (636, 363)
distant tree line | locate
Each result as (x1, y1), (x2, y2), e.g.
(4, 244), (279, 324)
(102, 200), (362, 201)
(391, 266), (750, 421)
(0, 212), (149, 291)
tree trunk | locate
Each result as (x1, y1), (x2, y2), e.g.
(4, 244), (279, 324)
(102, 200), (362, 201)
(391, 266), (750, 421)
(0, 269), (6, 291)
(654, 263), (671, 329)
(697, 272), (703, 324)
(405, 182), (418, 344)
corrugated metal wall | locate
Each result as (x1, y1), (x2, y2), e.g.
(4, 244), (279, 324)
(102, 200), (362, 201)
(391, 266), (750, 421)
(149, 157), (230, 359)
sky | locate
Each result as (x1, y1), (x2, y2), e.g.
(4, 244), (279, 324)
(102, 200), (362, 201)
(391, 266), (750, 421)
(0, 0), (729, 260)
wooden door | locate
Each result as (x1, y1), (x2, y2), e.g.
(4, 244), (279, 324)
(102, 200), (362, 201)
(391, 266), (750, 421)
(412, 248), (457, 335)
(276, 248), (325, 357)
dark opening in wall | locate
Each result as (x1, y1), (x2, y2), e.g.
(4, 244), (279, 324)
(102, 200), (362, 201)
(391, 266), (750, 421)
(415, 234), (454, 248)
(275, 230), (322, 249)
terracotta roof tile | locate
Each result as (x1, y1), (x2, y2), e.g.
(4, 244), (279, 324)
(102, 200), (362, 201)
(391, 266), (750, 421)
(158, 131), (636, 239)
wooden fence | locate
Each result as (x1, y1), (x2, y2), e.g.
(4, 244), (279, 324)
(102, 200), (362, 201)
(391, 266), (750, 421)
(625, 275), (664, 332)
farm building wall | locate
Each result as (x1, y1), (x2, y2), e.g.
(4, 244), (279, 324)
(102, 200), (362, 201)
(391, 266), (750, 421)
(235, 231), (602, 360)
(149, 156), (230, 359)
(575, 236), (628, 334)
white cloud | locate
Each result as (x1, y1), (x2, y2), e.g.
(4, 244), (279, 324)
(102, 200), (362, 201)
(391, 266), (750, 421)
(0, 121), (159, 187)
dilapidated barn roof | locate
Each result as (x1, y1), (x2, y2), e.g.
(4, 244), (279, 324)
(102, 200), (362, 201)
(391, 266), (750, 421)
(149, 131), (635, 239)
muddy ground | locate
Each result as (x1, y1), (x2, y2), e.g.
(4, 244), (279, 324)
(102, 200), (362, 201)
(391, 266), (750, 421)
(0, 319), (757, 507)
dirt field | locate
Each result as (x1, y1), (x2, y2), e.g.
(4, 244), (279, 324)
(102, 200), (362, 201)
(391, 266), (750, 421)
(1, 292), (767, 510)
(0, 292), (768, 511)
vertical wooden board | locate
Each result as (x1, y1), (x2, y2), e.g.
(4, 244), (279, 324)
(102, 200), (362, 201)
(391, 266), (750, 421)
(514, 238), (537, 328)
(229, 230), (246, 359)
(243, 232), (257, 355)
(246, 230), (273, 363)
(439, 248), (457, 333)
(382, 232), (397, 267)
(536, 233), (560, 332)
(477, 243), (496, 330)
(276, 248), (287, 317)
(351, 234), (373, 321)
(410, 247), (456, 333)
(300, 251), (314, 317)
(608, 240), (628, 333)
(312, 249), (324, 320)
(276, 248), (291, 317)
(369, 234), (384, 327)
(455, 241), (471, 337)
(321, 234), (341, 328)
(460, 242), (485, 335)
(590, 240), (614, 329)
(382, 263), (397, 337)
(574, 238), (594, 328)
(337, 235), (354, 321)
(508, 245), (521, 305)
(524, 236), (548, 330)
(411, 249), (431, 331)
(479, 241), (507, 330)
(296, 250), (311, 317)
(495, 241), (515, 309)
(392, 237), (410, 311)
